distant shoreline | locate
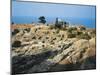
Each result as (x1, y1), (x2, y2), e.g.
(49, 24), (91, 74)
(11, 17), (96, 28)
(11, 24), (95, 31)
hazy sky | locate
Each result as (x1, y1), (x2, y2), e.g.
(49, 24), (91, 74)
(12, 1), (96, 19)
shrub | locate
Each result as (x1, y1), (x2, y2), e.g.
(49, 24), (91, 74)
(38, 36), (42, 40)
(56, 29), (60, 34)
(42, 40), (45, 43)
(34, 29), (37, 32)
(62, 34), (64, 38)
(77, 33), (91, 40)
(12, 40), (21, 47)
(91, 33), (96, 38)
(45, 31), (49, 34)
(49, 25), (55, 29)
(67, 33), (76, 38)
(77, 31), (83, 35)
(58, 34), (61, 37)
(46, 37), (49, 39)
(51, 42), (55, 44)
(24, 28), (30, 32)
(12, 29), (19, 35)
(89, 30), (96, 38)
(32, 36), (36, 39)
(33, 41), (38, 44)
(42, 45), (45, 47)
(67, 27), (77, 33)
(62, 27), (67, 30)
(53, 38), (56, 40)
(55, 23), (62, 29)
(47, 24), (49, 26)
(71, 31), (78, 35)
(79, 26), (86, 31)
(67, 27), (77, 38)
(60, 37), (63, 40)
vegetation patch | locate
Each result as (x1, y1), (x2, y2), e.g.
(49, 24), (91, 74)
(77, 33), (91, 40)
(67, 32), (76, 38)
(12, 40), (21, 47)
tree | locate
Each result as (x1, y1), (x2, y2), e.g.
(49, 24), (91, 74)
(55, 17), (63, 28)
(55, 18), (59, 25)
(64, 21), (67, 25)
(12, 22), (14, 25)
(38, 16), (46, 24)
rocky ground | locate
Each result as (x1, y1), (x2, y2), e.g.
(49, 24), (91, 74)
(11, 24), (96, 74)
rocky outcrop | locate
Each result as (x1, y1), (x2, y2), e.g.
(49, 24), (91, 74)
(11, 24), (96, 74)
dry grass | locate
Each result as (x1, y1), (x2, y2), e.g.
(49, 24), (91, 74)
(11, 24), (34, 30)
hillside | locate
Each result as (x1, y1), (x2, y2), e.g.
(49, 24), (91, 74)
(11, 24), (96, 74)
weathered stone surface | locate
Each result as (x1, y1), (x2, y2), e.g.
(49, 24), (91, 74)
(12, 25), (96, 74)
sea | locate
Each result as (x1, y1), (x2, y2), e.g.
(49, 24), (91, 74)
(11, 16), (96, 28)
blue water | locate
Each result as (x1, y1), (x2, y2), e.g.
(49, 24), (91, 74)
(12, 16), (96, 28)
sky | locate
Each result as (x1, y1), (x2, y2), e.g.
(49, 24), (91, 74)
(12, 1), (96, 19)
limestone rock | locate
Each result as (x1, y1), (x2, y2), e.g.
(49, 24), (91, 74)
(12, 25), (96, 74)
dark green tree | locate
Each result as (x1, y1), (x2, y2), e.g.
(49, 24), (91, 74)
(38, 16), (46, 24)
(12, 22), (14, 25)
